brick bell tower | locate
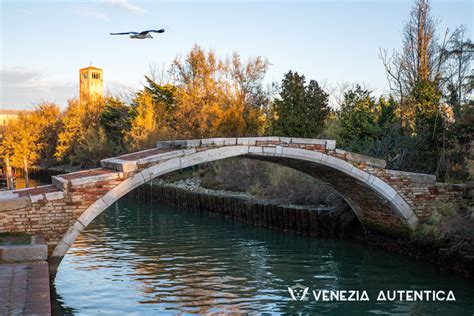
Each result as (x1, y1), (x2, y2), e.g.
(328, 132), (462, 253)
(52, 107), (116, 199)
(79, 66), (104, 107)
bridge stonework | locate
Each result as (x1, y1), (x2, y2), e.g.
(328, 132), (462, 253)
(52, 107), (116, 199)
(0, 137), (468, 260)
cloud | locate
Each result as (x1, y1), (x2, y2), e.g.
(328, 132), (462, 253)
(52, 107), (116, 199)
(100, 0), (146, 14)
(0, 68), (43, 86)
(75, 7), (110, 21)
(0, 67), (76, 109)
(0, 68), (140, 109)
(73, 0), (145, 22)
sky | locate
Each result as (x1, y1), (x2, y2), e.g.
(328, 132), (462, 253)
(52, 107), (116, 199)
(0, 0), (472, 110)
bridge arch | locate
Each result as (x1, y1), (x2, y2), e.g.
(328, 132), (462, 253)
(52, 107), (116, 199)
(52, 144), (417, 258)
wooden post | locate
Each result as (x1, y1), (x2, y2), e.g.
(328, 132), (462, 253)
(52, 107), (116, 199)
(5, 157), (13, 190)
(5, 158), (10, 190)
(23, 157), (30, 188)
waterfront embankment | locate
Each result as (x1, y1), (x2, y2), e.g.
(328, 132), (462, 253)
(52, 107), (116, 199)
(0, 261), (51, 315)
(130, 179), (362, 239)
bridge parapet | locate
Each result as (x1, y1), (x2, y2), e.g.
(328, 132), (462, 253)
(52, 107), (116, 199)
(156, 137), (385, 169)
(156, 137), (335, 150)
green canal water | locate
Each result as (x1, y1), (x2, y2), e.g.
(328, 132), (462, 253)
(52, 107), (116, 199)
(54, 197), (474, 315)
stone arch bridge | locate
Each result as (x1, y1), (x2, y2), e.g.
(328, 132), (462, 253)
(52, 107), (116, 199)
(0, 137), (467, 261)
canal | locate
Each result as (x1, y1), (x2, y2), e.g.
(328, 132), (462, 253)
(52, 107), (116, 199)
(54, 197), (474, 315)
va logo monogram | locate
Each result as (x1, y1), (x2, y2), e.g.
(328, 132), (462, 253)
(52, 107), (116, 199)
(288, 284), (309, 301)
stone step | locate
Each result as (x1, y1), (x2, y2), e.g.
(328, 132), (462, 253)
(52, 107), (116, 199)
(100, 148), (195, 173)
(52, 168), (122, 190)
(0, 235), (47, 263)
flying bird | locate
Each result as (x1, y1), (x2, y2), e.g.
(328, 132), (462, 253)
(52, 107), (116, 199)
(110, 29), (165, 39)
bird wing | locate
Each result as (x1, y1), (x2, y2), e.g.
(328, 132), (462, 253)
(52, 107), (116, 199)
(139, 29), (165, 35)
(110, 32), (139, 35)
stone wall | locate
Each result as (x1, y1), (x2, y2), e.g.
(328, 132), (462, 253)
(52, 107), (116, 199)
(0, 173), (126, 254)
(130, 184), (361, 238)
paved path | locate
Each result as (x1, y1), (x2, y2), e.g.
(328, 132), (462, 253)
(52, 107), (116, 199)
(0, 261), (51, 316)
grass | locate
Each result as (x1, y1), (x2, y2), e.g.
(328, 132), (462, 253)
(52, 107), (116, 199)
(0, 232), (32, 245)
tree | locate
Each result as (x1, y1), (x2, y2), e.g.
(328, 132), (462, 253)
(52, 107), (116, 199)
(171, 45), (270, 138)
(228, 52), (270, 136)
(379, 0), (453, 127)
(335, 86), (410, 166)
(100, 97), (133, 155)
(171, 46), (226, 138)
(125, 92), (159, 151)
(124, 76), (178, 151)
(378, 0), (472, 180)
(55, 99), (85, 164)
(444, 27), (474, 121)
(144, 75), (176, 110)
(337, 86), (379, 153)
(1, 114), (40, 169)
(409, 80), (444, 174)
(0, 103), (60, 168)
(33, 103), (61, 166)
(271, 71), (329, 138)
(74, 127), (110, 166)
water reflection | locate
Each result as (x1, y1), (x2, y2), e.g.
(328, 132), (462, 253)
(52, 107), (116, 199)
(55, 197), (474, 315)
(0, 177), (42, 190)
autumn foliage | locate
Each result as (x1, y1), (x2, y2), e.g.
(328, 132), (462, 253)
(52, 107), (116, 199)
(0, 46), (272, 168)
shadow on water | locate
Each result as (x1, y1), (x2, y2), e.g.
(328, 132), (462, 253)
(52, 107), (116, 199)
(52, 197), (474, 315)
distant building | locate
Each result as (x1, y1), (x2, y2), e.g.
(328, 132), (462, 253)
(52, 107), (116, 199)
(79, 66), (104, 107)
(0, 109), (32, 133)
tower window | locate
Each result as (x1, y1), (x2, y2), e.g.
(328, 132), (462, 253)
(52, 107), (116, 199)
(82, 73), (87, 79)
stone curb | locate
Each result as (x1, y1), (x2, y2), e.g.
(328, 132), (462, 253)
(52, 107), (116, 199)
(0, 236), (48, 263)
